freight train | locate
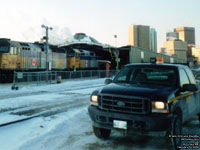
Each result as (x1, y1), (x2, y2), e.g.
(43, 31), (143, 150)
(0, 38), (99, 82)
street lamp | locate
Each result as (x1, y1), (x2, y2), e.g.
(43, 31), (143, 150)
(114, 34), (117, 47)
(41, 24), (53, 71)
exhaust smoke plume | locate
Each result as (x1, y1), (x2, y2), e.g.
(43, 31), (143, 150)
(48, 26), (73, 45)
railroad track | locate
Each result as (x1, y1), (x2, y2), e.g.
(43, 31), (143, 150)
(0, 84), (103, 100)
(0, 81), (104, 127)
(0, 95), (89, 127)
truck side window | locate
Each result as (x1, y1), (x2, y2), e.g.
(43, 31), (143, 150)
(179, 69), (190, 87)
(195, 72), (200, 80)
(185, 67), (196, 84)
(10, 47), (14, 54)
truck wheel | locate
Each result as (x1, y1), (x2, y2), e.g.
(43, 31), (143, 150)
(93, 126), (111, 139)
(198, 114), (200, 123)
(165, 115), (182, 150)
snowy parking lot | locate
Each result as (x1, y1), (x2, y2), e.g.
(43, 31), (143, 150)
(0, 78), (199, 150)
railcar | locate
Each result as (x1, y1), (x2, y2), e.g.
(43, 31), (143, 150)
(35, 43), (67, 70)
(66, 48), (98, 70)
(0, 39), (67, 82)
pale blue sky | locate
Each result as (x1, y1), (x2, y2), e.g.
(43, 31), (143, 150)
(0, 0), (199, 48)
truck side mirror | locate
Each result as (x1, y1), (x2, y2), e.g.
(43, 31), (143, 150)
(105, 79), (112, 85)
(182, 84), (198, 92)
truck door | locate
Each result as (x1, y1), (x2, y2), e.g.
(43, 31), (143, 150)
(185, 67), (200, 114)
(179, 68), (197, 120)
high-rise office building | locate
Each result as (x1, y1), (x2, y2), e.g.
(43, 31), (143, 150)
(174, 27), (195, 45)
(128, 25), (150, 50)
(150, 28), (157, 52)
(162, 40), (188, 60)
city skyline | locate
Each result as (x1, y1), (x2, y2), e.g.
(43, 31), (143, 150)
(0, 0), (200, 48)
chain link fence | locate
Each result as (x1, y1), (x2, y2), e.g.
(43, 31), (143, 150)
(12, 70), (119, 89)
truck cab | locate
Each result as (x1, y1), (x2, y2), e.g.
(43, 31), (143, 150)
(88, 63), (200, 149)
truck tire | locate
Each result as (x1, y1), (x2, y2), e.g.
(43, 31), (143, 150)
(198, 114), (200, 123)
(165, 115), (182, 150)
(93, 126), (111, 139)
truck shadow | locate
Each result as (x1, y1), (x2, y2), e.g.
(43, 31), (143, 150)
(111, 134), (166, 150)
(84, 134), (167, 150)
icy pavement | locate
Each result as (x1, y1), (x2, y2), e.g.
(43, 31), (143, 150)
(0, 78), (105, 125)
(0, 108), (85, 150)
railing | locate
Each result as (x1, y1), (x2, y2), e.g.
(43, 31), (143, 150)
(12, 70), (119, 88)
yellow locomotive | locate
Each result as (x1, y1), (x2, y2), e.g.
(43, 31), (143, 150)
(0, 39), (66, 82)
(0, 38), (99, 82)
(66, 48), (97, 70)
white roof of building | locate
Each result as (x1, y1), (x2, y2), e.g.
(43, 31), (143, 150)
(58, 33), (116, 49)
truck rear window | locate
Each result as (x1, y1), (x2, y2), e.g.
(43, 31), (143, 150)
(114, 66), (178, 86)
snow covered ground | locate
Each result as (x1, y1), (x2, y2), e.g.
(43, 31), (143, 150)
(0, 79), (104, 124)
(0, 78), (199, 150)
(0, 78), (105, 150)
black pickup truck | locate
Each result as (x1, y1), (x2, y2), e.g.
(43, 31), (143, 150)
(88, 63), (200, 149)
